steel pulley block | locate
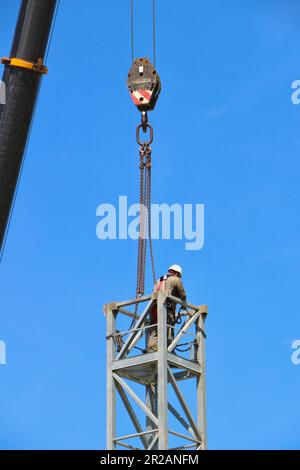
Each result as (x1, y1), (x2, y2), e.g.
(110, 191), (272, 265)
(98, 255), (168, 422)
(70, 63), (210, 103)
(127, 57), (161, 112)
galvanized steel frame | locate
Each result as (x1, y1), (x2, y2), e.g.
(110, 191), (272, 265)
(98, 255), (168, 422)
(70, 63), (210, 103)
(104, 291), (207, 450)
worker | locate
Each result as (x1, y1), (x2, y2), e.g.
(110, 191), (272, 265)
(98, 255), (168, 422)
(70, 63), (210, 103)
(147, 264), (187, 352)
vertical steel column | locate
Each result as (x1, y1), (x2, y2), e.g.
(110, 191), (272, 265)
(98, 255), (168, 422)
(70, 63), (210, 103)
(157, 291), (168, 449)
(106, 307), (116, 450)
(146, 384), (158, 449)
(145, 324), (157, 449)
(196, 312), (207, 449)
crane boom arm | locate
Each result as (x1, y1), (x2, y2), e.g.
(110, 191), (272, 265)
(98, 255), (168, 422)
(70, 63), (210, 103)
(0, 0), (57, 255)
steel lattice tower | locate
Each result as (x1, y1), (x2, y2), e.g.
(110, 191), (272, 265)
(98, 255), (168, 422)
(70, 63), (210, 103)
(104, 291), (207, 450)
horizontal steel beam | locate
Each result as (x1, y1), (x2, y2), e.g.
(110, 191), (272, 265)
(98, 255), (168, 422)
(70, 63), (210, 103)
(169, 443), (197, 450)
(112, 353), (201, 374)
(111, 352), (158, 371)
(115, 441), (140, 450)
(169, 429), (201, 444)
(114, 429), (159, 442)
(104, 295), (207, 316)
(118, 307), (140, 320)
(173, 371), (194, 381)
(114, 322), (157, 340)
(116, 294), (153, 309)
(167, 295), (208, 314)
(167, 353), (201, 375)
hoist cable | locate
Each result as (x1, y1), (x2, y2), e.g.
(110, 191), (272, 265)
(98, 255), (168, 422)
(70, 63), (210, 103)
(130, 0), (134, 64)
(153, 0), (156, 67)
(45, 0), (60, 62)
(130, 0), (156, 65)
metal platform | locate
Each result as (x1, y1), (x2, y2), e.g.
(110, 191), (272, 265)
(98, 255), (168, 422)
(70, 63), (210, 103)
(104, 291), (208, 450)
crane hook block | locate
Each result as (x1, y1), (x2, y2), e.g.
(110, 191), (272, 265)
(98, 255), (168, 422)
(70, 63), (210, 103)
(127, 57), (161, 112)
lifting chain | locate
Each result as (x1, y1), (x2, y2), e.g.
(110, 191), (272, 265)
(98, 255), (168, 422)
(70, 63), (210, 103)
(135, 116), (156, 303)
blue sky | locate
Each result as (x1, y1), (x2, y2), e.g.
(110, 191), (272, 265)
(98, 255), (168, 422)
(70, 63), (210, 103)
(0, 0), (300, 450)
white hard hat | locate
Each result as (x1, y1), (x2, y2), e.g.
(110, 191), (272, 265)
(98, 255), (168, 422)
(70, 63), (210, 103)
(168, 264), (183, 276)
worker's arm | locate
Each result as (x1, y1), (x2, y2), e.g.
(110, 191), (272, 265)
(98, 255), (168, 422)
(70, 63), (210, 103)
(173, 277), (187, 302)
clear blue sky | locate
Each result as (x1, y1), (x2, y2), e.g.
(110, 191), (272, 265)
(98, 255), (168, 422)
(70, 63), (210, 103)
(0, 0), (300, 450)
